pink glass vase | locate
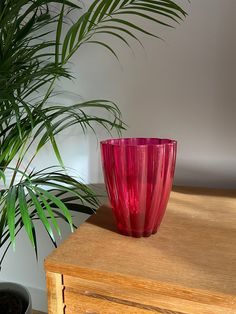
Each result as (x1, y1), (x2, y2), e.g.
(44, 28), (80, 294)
(101, 138), (177, 237)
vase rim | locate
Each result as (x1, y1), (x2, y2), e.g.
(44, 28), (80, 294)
(100, 137), (177, 147)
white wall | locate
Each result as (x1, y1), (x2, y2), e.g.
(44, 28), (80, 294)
(1, 0), (236, 311)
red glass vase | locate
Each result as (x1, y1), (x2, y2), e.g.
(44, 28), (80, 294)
(101, 138), (177, 237)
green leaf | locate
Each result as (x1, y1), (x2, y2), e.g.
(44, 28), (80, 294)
(18, 185), (35, 248)
(36, 191), (62, 238)
(55, 4), (64, 65)
(129, 3), (182, 21)
(87, 1), (108, 32)
(35, 187), (73, 231)
(6, 186), (17, 249)
(85, 41), (119, 61)
(95, 30), (132, 48)
(113, 10), (174, 28)
(138, 0), (187, 16)
(27, 187), (55, 243)
(95, 25), (144, 47)
(15, 12), (36, 42)
(0, 170), (6, 185)
(101, 18), (160, 39)
(108, 0), (123, 15)
(50, 134), (65, 169)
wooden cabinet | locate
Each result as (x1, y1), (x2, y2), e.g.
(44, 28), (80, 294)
(45, 187), (236, 314)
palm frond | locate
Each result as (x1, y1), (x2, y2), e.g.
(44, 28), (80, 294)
(61, 0), (187, 63)
(0, 98), (124, 170)
(1, 167), (99, 252)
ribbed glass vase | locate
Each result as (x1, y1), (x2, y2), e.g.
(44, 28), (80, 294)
(101, 138), (177, 237)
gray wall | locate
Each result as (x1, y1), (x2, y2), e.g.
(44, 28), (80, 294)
(0, 0), (236, 312)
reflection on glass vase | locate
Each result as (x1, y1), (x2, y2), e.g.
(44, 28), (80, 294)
(101, 138), (177, 237)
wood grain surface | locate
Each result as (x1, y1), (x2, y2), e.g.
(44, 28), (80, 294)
(46, 272), (64, 314)
(63, 275), (235, 314)
(45, 186), (236, 313)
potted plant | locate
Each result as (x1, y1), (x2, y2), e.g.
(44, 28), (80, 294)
(0, 0), (187, 312)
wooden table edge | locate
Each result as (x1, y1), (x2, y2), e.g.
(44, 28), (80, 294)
(44, 260), (236, 306)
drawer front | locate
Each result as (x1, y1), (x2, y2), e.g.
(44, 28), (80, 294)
(63, 275), (236, 314)
(64, 289), (155, 314)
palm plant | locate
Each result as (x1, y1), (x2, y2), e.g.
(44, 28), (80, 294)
(0, 0), (187, 268)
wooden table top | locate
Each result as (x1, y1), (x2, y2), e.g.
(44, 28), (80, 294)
(45, 186), (236, 298)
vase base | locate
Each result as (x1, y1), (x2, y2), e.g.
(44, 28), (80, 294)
(117, 228), (158, 238)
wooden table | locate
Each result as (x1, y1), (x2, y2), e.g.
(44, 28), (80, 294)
(45, 186), (236, 314)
